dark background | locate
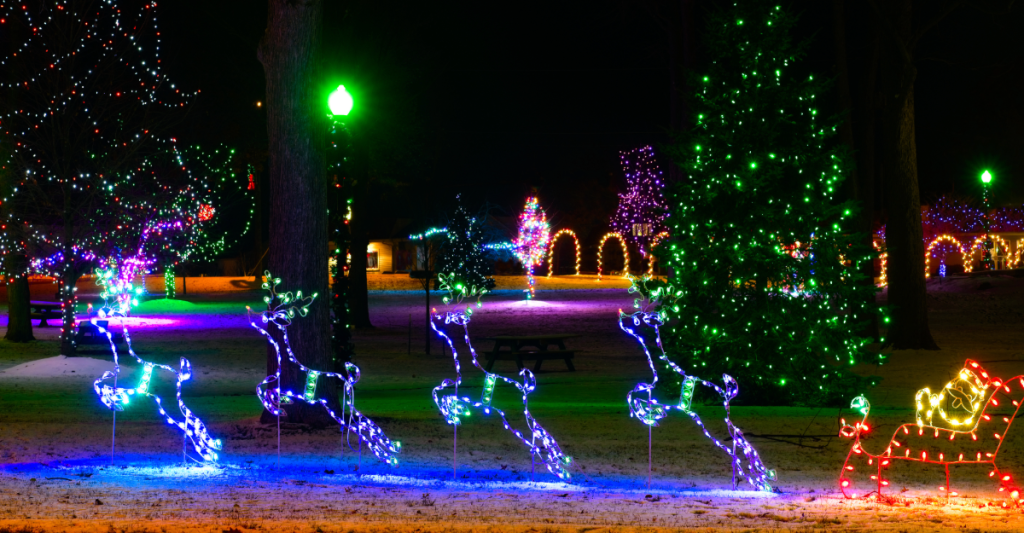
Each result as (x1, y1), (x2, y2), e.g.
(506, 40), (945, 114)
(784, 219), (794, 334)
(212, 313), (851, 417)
(159, 1), (1024, 244)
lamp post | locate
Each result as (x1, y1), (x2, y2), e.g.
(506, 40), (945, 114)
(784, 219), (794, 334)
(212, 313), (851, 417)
(980, 170), (994, 271)
(327, 85), (355, 366)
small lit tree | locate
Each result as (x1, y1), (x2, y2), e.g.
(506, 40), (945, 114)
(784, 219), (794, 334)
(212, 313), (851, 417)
(435, 196), (496, 291)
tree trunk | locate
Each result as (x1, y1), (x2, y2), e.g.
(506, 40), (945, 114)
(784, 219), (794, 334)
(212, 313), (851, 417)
(59, 269), (78, 355)
(5, 258), (34, 342)
(855, 15), (882, 341)
(834, 0), (880, 341)
(349, 227), (373, 329)
(877, 0), (938, 350)
(258, 0), (339, 425)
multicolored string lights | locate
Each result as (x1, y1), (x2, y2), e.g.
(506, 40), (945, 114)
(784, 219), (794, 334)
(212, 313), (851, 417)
(512, 197), (551, 299)
(619, 277), (775, 492)
(839, 360), (1024, 505)
(430, 273), (572, 480)
(546, 229), (581, 277)
(248, 272), (401, 466)
(597, 232), (630, 280)
(93, 318), (223, 463)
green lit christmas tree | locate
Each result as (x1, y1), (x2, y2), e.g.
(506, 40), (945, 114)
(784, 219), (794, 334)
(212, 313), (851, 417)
(651, 1), (879, 405)
(435, 197), (496, 291)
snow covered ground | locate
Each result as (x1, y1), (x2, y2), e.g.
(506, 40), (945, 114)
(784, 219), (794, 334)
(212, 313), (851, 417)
(1, 274), (1024, 531)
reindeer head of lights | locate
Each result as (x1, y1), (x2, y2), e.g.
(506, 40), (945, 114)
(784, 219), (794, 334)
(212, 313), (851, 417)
(93, 316), (223, 463)
(248, 271), (401, 466)
(431, 272), (572, 481)
(619, 276), (775, 492)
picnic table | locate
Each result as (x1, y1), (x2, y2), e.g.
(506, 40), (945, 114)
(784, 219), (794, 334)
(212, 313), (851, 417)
(29, 301), (61, 327)
(480, 334), (579, 372)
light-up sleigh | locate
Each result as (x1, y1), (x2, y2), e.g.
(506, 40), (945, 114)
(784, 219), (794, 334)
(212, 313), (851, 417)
(248, 272), (400, 465)
(840, 359), (1024, 503)
(619, 277), (775, 492)
(431, 273), (572, 480)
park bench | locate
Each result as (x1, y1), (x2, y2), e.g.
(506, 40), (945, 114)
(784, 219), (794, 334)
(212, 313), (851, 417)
(29, 301), (61, 327)
(481, 334), (578, 372)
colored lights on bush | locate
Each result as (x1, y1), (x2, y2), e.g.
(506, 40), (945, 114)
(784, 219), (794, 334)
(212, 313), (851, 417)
(619, 277), (775, 492)
(92, 319), (223, 463)
(839, 360), (1024, 503)
(248, 272), (400, 466)
(430, 273), (572, 480)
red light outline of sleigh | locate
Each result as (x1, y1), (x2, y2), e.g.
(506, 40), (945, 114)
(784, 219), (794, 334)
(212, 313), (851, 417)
(839, 359), (1024, 503)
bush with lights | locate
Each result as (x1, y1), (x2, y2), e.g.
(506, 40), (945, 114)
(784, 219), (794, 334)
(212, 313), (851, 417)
(652, 1), (880, 405)
(434, 197), (496, 292)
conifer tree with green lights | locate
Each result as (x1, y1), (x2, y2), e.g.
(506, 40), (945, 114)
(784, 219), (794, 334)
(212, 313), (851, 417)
(435, 197), (496, 291)
(651, 1), (879, 405)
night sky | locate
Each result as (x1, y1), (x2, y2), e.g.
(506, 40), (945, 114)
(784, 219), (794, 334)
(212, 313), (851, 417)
(160, 1), (1024, 240)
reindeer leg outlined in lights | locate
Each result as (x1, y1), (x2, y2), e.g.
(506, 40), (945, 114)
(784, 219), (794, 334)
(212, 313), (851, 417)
(431, 273), (572, 481)
(249, 272), (400, 466)
(92, 318), (223, 463)
(618, 278), (775, 492)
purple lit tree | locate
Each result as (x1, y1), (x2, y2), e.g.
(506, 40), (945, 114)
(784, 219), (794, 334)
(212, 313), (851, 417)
(611, 146), (669, 255)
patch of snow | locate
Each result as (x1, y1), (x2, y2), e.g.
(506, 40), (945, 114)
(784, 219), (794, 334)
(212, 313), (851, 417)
(0, 355), (122, 378)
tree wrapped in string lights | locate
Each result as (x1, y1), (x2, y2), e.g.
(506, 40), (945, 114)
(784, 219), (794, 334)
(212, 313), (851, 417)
(655, 2), (878, 405)
(513, 197), (550, 299)
(619, 277), (775, 491)
(431, 273), (572, 480)
(0, 1), (194, 355)
(249, 272), (401, 465)
(434, 197), (496, 291)
(611, 146), (669, 256)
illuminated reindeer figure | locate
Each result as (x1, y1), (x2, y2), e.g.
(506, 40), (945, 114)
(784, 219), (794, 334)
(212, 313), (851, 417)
(248, 272), (400, 466)
(618, 277), (775, 492)
(431, 273), (572, 481)
(839, 359), (1024, 503)
(93, 318), (223, 463)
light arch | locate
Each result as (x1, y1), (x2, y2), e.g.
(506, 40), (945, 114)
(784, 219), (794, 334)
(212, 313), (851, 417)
(924, 234), (967, 279)
(873, 241), (887, 287)
(546, 229), (581, 277)
(646, 231), (671, 276)
(597, 232), (629, 281)
(964, 234), (1012, 273)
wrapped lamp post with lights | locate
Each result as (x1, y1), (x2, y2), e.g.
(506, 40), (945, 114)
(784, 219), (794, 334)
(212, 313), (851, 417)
(980, 170), (995, 271)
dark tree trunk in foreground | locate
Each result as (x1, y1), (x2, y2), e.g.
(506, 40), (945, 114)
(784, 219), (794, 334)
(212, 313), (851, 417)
(349, 228), (373, 329)
(258, 0), (339, 425)
(871, 0), (938, 349)
(833, 0), (880, 341)
(5, 255), (34, 342)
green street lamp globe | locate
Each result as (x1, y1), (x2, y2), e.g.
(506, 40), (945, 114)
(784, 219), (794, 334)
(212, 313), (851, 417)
(328, 85), (353, 116)
(981, 170), (992, 184)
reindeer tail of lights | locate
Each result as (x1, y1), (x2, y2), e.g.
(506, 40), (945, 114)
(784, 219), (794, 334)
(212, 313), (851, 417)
(430, 273), (573, 481)
(92, 318), (223, 463)
(619, 276), (776, 492)
(248, 272), (400, 466)
(839, 360), (1024, 506)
